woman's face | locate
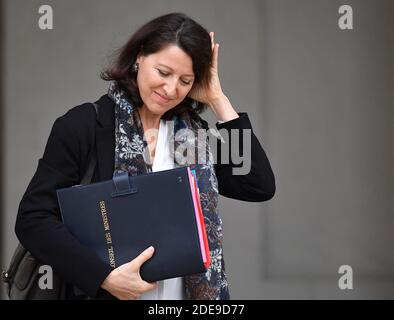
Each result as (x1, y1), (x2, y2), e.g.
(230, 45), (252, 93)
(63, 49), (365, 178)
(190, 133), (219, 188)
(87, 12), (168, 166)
(136, 44), (195, 117)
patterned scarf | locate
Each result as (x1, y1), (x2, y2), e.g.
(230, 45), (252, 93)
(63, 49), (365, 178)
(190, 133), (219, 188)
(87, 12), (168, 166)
(108, 81), (229, 300)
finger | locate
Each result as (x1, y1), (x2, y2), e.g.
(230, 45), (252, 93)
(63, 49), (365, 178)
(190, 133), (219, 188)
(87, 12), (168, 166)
(212, 43), (219, 71)
(119, 293), (139, 300)
(118, 292), (138, 300)
(130, 293), (140, 300)
(124, 293), (139, 300)
(136, 280), (158, 293)
(210, 32), (215, 51)
(131, 246), (155, 268)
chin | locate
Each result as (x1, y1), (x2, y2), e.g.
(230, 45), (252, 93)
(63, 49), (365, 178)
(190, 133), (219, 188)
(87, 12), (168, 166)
(144, 101), (170, 116)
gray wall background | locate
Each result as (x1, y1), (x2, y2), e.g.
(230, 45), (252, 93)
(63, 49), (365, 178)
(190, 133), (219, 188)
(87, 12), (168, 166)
(1, 0), (393, 299)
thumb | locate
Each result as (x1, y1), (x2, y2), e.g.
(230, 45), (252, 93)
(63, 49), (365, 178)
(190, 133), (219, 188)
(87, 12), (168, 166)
(131, 246), (155, 269)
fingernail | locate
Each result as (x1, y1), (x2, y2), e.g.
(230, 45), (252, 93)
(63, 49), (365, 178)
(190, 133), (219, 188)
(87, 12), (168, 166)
(146, 246), (154, 252)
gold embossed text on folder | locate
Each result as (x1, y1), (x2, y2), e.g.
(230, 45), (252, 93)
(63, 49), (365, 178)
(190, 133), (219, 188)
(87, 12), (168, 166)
(99, 200), (116, 268)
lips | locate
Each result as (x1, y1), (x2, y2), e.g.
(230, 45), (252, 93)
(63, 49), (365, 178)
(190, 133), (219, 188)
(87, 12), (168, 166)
(153, 91), (171, 103)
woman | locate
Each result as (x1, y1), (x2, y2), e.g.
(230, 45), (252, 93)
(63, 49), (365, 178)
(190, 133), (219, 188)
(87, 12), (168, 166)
(15, 13), (275, 300)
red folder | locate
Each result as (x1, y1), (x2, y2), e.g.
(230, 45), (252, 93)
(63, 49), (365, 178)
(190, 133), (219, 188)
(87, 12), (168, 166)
(187, 167), (211, 269)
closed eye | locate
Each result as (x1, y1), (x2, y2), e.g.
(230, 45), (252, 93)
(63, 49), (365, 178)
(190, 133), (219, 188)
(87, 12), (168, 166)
(157, 69), (169, 77)
(157, 69), (192, 86)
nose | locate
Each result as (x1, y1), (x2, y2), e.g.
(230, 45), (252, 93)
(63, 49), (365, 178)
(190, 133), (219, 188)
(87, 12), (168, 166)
(163, 78), (177, 98)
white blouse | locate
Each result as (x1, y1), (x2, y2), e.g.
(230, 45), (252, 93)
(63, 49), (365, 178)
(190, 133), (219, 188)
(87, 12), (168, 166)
(139, 119), (185, 300)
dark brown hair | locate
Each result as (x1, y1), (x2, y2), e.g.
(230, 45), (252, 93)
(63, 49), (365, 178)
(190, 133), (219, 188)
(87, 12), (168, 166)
(101, 12), (213, 120)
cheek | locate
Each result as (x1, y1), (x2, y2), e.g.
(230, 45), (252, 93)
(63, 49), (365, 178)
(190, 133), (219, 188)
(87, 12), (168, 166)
(137, 70), (162, 94)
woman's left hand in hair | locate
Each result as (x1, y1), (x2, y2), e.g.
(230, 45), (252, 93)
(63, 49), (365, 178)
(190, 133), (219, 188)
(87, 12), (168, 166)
(187, 32), (239, 122)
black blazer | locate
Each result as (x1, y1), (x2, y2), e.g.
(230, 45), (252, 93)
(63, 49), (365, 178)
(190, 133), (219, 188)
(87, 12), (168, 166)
(15, 94), (275, 299)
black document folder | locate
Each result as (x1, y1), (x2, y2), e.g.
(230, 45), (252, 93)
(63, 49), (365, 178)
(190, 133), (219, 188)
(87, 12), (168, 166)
(56, 166), (210, 282)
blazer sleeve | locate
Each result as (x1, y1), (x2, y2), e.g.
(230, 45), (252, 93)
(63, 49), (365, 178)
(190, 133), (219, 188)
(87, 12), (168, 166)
(200, 112), (276, 202)
(15, 112), (113, 298)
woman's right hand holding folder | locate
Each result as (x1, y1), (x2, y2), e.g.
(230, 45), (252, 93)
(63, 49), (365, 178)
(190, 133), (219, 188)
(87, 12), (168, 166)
(100, 246), (158, 300)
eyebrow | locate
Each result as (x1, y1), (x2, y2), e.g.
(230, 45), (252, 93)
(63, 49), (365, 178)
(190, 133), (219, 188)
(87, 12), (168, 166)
(157, 64), (195, 78)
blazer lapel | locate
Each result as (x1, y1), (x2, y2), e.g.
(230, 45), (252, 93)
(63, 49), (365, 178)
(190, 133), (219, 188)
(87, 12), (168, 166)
(94, 94), (115, 181)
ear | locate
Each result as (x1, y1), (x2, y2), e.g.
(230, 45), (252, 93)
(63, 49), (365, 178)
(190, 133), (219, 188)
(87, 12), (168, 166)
(136, 45), (144, 64)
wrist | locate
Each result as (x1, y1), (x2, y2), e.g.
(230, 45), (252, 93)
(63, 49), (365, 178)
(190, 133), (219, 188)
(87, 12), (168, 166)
(208, 93), (228, 108)
(209, 94), (239, 122)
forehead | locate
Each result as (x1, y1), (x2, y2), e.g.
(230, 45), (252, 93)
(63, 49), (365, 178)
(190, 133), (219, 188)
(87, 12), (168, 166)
(147, 45), (194, 76)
